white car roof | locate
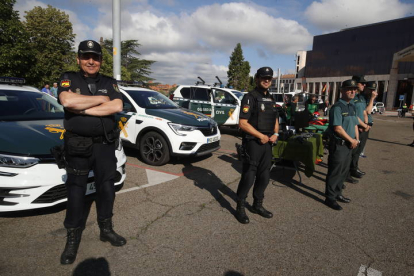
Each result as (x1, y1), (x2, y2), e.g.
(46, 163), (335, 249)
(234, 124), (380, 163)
(119, 86), (156, 92)
(0, 84), (40, 92)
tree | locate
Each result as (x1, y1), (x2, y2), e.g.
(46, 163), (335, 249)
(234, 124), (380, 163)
(227, 43), (251, 91)
(24, 5), (75, 87)
(0, 0), (35, 80)
(102, 39), (155, 82)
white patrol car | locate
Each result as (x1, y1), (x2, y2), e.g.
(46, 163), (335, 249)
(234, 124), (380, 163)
(0, 77), (126, 212)
(116, 86), (221, 166)
(171, 84), (244, 126)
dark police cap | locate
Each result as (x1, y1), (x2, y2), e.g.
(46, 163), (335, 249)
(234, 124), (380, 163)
(365, 81), (377, 90)
(256, 67), (274, 78)
(352, 75), (367, 83)
(78, 40), (102, 56)
(341, 79), (358, 89)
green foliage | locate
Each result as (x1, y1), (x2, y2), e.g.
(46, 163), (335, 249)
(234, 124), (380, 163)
(0, 0), (36, 80)
(227, 43), (251, 91)
(102, 39), (155, 82)
(24, 5), (75, 87)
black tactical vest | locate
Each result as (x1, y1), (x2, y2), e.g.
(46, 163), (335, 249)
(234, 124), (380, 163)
(248, 90), (278, 133)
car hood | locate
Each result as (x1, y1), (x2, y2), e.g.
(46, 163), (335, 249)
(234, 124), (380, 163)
(145, 108), (216, 127)
(0, 119), (64, 156)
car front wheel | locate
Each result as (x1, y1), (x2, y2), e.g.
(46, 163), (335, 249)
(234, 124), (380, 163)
(139, 131), (170, 166)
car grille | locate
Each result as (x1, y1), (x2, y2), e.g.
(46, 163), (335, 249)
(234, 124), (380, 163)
(198, 126), (218, 137)
(196, 141), (220, 154)
(32, 177), (95, 204)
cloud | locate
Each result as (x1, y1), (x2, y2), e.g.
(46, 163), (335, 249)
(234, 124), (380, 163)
(305, 0), (414, 32)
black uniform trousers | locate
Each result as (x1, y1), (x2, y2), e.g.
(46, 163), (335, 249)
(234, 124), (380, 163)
(237, 139), (272, 201)
(64, 141), (117, 229)
(350, 130), (369, 171)
(325, 140), (352, 201)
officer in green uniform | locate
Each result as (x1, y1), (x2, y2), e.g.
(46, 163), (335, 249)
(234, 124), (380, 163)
(348, 76), (371, 182)
(306, 95), (319, 117)
(361, 81), (378, 156)
(235, 67), (279, 224)
(58, 40), (126, 264)
(283, 95), (298, 126)
(325, 80), (359, 210)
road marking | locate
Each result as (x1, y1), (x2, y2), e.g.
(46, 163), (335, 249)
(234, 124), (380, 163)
(357, 265), (382, 276)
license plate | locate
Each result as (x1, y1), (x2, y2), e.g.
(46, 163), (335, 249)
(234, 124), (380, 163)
(86, 182), (96, 195)
(207, 136), (219, 143)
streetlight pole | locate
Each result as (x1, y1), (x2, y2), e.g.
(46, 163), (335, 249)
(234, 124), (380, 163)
(113, 0), (121, 80)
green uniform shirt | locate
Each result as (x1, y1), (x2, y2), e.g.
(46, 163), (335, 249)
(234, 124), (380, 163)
(307, 103), (319, 114)
(353, 93), (366, 122)
(329, 99), (359, 139)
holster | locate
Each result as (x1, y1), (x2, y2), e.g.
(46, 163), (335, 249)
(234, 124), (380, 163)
(50, 145), (66, 169)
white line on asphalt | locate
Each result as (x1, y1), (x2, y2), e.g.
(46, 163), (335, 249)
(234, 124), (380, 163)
(117, 182), (164, 194)
(357, 265), (382, 276)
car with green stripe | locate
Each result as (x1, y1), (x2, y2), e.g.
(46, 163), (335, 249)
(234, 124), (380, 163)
(171, 84), (244, 126)
(116, 86), (221, 166)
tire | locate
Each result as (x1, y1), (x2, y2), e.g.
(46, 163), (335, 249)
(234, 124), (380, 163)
(139, 131), (170, 166)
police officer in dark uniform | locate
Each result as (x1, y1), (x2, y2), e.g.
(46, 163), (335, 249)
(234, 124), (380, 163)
(235, 67), (279, 224)
(325, 80), (359, 210)
(347, 75), (371, 183)
(58, 40), (126, 264)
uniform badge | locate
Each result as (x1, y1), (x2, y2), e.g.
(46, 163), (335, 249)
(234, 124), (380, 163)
(261, 103), (265, 111)
(242, 105), (250, 113)
(113, 84), (120, 93)
(87, 41), (94, 48)
(60, 80), (71, 87)
(75, 88), (81, 94)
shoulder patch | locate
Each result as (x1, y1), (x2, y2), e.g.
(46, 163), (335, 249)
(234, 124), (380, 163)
(113, 84), (120, 93)
(242, 105), (250, 113)
(60, 80), (71, 87)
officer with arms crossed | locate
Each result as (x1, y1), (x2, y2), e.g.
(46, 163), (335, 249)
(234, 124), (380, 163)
(347, 75), (371, 184)
(325, 80), (359, 210)
(235, 67), (279, 224)
(58, 40), (126, 265)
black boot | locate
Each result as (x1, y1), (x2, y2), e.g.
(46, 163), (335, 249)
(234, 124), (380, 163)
(235, 200), (249, 224)
(251, 199), (273, 218)
(60, 227), (83, 265)
(98, 218), (126, 246)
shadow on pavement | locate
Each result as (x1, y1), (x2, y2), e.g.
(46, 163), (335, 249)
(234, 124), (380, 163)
(224, 270), (244, 276)
(182, 163), (237, 216)
(73, 257), (111, 276)
(368, 137), (409, 146)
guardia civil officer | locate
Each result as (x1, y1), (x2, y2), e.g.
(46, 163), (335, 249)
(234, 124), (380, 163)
(235, 67), (279, 224)
(58, 40), (126, 265)
(361, 81), (378, 154)
(325, 80), (359, 210)
(347, 75), (371, 183)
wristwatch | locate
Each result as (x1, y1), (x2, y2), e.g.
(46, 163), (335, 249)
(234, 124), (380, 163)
(273, 133), (279, 136)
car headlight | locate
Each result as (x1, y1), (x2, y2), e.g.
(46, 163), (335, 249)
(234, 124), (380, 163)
(0, 154), (39, 168)
(168, 123), (197, 136)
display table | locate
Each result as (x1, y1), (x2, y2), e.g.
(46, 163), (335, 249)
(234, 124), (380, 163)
(304, 124), (329, 133)
(272, 133), (324, 177)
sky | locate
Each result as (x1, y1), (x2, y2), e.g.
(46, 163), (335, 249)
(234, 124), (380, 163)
(14, 0), (414, 85)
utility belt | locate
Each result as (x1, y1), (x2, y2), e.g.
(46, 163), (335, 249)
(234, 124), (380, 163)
(333, 138), (347, 146)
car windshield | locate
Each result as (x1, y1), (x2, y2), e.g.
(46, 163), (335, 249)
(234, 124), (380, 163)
(0, 90), (64, 121)
(377, 103), (384, 107)
(126, 90), (178, 109)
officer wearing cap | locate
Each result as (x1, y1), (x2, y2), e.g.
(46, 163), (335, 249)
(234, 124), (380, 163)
(324, 79), (359, 210)
(347, 75), (371, 183)
(361, 81), (378, 154)
(57, 40), (126, 265)
(235, 66), (279, 224)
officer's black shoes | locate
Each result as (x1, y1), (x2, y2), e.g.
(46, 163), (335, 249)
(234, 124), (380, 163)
(355, 168), (366, 175)
(235, 200), (250, 224)
(98, 218), (127, 247)
(251, 199), (273, 219)
(336, 195), (351, 203)
(346, 176), (359, 184)
(350, 170), (364, 178)
(324, 199), (342, 211)
(60, 227), (83, 265)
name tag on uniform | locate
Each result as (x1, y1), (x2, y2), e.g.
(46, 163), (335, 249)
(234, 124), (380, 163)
(261, 98), (272, 102)
(342, 112), (349, 117)
(98, 89), (108, 94)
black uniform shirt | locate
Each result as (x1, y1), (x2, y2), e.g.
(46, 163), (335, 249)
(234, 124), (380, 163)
(57, 71), (122, 137)
(239, 89), (278, 133)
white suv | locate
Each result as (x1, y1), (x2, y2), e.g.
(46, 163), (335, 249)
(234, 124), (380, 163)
(117, 86), (221, 166)
(171, 85), (244, 126)
(0, 77), (126, 212)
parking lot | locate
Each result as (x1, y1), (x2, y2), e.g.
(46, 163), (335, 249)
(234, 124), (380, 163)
(0, 115), (413, 276)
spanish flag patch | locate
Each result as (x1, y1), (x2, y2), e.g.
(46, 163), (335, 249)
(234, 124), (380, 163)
(60, 80), (71, 87)
(242, 105), (250, 113)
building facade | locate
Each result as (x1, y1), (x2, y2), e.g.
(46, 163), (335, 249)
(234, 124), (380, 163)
(299, 16), (414, 109)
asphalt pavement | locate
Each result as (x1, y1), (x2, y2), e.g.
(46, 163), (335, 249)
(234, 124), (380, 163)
(0, 114), (413, 276)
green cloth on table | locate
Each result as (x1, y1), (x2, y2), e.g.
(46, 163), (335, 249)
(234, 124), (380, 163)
(304, 124), (329, 133)
(272, 134), (324, 177)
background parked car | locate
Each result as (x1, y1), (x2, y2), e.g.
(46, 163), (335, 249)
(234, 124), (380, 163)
(117, 86), (220, 166)
(0, 77), (126, 212)
(372, 102), (385, 114)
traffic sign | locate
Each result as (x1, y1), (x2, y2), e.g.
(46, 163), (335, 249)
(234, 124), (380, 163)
(399, 95), (405, 101)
